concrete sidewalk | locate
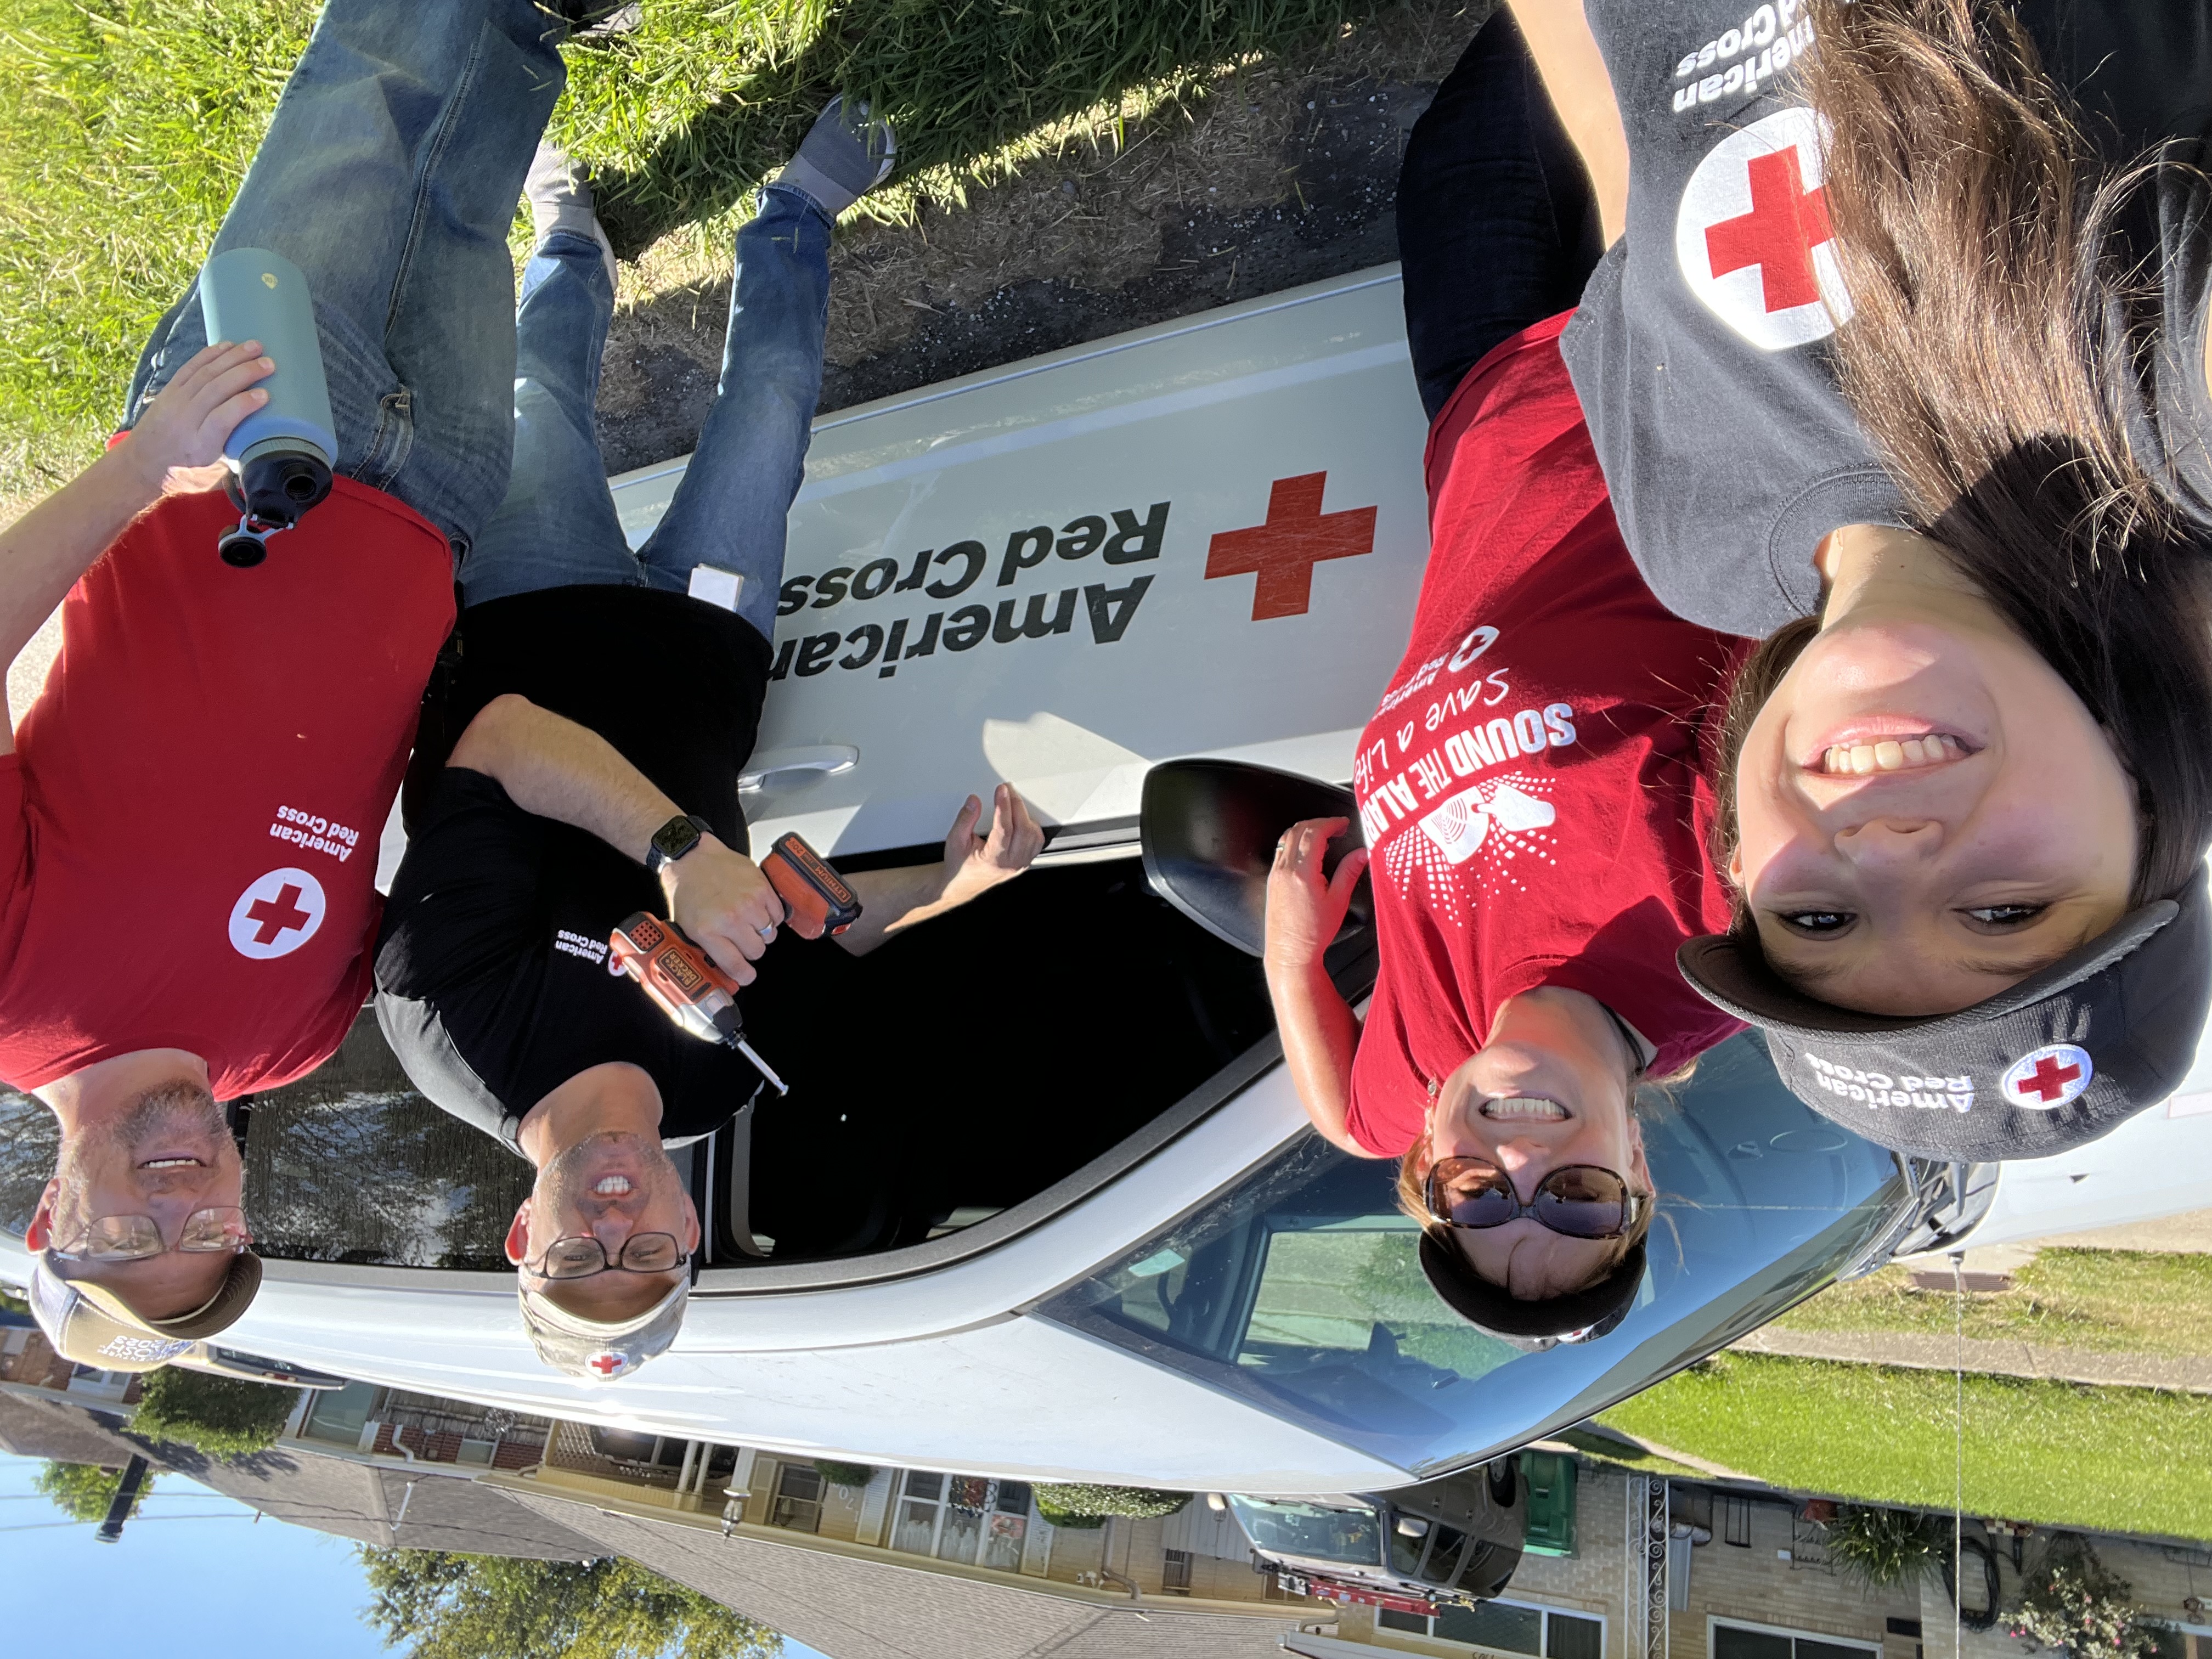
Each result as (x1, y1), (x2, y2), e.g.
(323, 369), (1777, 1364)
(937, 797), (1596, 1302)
(1729, 1325), (2212, 1394)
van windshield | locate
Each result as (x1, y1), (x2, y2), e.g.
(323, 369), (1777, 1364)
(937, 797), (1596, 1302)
(1040, 1032), (1907, 1473)
(1227, 1497), (1384, 1566)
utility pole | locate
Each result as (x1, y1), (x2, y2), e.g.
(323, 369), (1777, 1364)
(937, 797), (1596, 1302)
(94, 1455), (150, 1544)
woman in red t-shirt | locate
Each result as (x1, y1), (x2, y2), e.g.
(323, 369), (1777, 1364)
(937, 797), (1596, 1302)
(1262, 12), (1748, 1343)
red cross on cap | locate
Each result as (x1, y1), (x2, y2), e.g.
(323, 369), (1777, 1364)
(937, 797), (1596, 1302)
(585, 1350), (631, 1378)
(1205, 472), (1377, 620)
(2000, 1043), (2094, 1110)
(2013, 1054), (2082, 1103)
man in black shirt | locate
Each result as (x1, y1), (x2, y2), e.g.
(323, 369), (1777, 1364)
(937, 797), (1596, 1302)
(375, 104), (1042, 1381)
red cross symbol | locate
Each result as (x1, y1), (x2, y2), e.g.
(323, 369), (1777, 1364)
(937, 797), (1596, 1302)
(244, 883), (313, 945)
(585, 1351), (628, 1377)
(2013, 1053), (2083, 1104)
(1206, 472), (1376, 620)
(1705, 146), (1833, 313)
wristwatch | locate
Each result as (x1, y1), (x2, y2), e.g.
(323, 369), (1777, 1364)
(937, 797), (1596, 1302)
(645, 813), (713, 874)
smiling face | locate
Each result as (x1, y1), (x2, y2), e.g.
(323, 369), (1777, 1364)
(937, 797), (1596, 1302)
(1420, 989), (1653, 1300)
(1733, 600), (2138, 1016)
(505, 1131), (700, 1324)
(29, 1082), (246, 1323)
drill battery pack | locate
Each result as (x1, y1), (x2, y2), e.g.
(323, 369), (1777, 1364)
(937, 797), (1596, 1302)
(761, 833), (862, 935)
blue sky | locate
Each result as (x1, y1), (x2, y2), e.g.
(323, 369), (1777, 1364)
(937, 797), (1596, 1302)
(0, 1452), (826, 1658)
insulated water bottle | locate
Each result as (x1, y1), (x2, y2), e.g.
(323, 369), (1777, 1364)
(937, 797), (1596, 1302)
(198, 247), (336, 566)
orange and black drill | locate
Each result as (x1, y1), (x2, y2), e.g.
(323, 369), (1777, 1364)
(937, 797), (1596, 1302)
(608, 833), (861, 1095)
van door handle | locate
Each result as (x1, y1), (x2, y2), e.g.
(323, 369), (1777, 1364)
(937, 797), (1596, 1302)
(738, 744), (860, 794)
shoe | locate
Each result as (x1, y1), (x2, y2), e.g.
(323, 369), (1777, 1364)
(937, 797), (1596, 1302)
(542, 1), (639, 31)
(774, 94), (897, 218)
(525, 142), (620, 291)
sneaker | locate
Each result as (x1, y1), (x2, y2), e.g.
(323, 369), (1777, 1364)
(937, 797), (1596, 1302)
(524, 142), (620, 291)
(774, 94), (897, 218)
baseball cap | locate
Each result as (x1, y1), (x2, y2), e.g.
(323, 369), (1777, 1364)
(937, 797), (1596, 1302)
(1419, 1231), (1646, 1344)
(27, 1250), (263, 1373)
(518, 1276), (688, 1381)
(1678, 872), (2212, 1161)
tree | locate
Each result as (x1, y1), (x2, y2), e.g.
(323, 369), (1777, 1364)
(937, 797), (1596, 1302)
(131, 1368), (300, 1458)
(812, 1461), (874, 1492)
(1033, 1484), (1190, 1528)
(36, 1460), (146, 1523)
(360, 1550), (781, 1659)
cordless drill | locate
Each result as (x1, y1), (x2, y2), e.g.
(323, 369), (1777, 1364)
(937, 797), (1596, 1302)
(608, 913), (789, 1095)
(607, 833), (862, 1094)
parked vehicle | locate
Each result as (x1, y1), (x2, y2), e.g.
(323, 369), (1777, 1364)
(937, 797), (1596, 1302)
(1229, 1456), (1526, 1616)
(7, 269), (2208, 1495)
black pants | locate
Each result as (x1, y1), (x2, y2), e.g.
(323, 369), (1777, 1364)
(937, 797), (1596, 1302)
(1397, 8), (1606, 423)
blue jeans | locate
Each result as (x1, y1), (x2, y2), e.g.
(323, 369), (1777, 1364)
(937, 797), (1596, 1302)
(120, 0), (568, 557)
(1397, 8), (1604, 422)
(460, 184), (833, 644)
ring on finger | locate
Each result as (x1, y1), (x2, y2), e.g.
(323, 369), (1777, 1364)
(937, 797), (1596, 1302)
(757, 924), (777, 941)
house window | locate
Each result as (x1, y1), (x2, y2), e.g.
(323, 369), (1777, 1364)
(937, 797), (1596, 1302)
(889, 1472), (1029, 1570)
(1163, 1549), (1193, 1594)
(1383, 1598), (1605, 1658)
(1720, 1496), (1753, 1548)
(769, 1464), (824, 1533)
(1713, 1619), (1881, 1659)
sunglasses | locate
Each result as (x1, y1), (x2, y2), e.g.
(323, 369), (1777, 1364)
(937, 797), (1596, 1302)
(1424, 1159), (1644, 1240)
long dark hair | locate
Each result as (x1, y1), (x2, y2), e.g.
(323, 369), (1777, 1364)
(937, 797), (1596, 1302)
(1716, 0), (2212, 911)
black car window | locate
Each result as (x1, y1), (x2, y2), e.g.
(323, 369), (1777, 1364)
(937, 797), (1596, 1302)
(1, 854), (1276, 1273)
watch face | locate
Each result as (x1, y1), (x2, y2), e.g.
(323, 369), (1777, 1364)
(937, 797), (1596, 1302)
(653, 815), (704, 868)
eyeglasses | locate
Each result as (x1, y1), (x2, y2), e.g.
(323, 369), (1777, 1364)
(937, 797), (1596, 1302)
(1424, 1160), (1644, 1240)
(51, 1207), (252, 1262)
(524, 1233), (689, 1281)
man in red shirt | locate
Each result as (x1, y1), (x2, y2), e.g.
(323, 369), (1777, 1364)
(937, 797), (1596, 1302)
(2, 1), (605, 1363)
(1265, 12), (1747, 1346)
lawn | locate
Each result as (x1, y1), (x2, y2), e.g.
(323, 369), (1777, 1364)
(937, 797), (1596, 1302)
(1598, 1353), (2212, 1542)
(0, 0), (1398, 504)
(1776, 1249), (2212, 1358)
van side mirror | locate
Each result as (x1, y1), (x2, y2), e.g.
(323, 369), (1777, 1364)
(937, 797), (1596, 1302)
(1138, 758), (1371, 957)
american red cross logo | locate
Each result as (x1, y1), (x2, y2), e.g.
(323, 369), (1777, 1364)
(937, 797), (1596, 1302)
(2000, 1043), (2094, 1110)
(1705, 146), (1833, 313)
(2014, 1054), (2083, 1103)
(586, 1351), (629, 1378)
(1205, 472), (1377, 620)
(1673, 108), (1852, 351)
(245, 884), (313, 945)
(227, 866), (327, 961)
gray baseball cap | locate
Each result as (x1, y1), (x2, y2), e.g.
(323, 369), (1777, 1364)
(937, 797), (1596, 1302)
(28, 1249), (263, 1373)
(1678, 872), (2212, 1160)
(518, 1276), (688, 1381)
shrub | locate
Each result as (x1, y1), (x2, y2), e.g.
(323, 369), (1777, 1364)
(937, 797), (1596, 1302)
(814, 1460), (875, 1491)
(131, 1368), (299, 1458)
(2010, 1536), (2172, 1659)
(1822, 1505), (1945, 1590)
(1033, 1484), (1190, 1526)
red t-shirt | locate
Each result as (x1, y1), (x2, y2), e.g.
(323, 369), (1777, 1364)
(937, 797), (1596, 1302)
(1344, 314), (1748, 1157)
(0, 477), (454, 1096)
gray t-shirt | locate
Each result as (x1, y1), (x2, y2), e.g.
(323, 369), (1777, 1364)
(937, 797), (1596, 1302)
(1562, 0), (2212, 639)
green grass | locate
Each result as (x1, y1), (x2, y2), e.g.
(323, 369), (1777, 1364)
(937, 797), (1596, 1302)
(1777, 1249), (2212, 1358)
(0, 0), (1393, 503)
(1598, 1353), (2212, 1542)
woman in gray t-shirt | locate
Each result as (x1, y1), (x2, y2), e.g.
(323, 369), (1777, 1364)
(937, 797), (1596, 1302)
(1508, 0), (2212, 1041)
